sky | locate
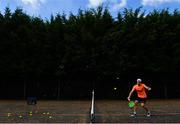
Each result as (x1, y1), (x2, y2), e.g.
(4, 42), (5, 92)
(0, 0), (180, 19)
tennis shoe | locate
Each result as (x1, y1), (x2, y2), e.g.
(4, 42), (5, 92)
(146, 111), (151, 117)
(131, 112), (136, 117)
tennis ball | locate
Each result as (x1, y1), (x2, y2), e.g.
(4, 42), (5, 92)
(47, 112), (50, 115)
(43, 112), (46, 115)
(114, 87), (117, 90)
(49, 116), (52, 119)
(19, 115), (23, 118)
(29, 113), (33, 116)
(7, 113), (11, 116)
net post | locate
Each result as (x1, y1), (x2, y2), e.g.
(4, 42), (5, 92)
(90, 90), (95, 122)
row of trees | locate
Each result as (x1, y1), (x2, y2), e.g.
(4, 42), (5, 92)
(0, 6), (180, 98)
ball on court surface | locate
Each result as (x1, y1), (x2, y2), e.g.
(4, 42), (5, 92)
(7, 113), (11, 117)
(114, 87), (117, 90)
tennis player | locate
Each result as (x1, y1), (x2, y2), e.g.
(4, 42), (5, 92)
(127, 78), (151, 117)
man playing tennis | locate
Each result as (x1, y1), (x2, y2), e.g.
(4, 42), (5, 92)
(127, 78), (151, 117)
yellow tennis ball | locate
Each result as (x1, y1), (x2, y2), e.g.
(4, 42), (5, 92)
(7, 113), (11, 116)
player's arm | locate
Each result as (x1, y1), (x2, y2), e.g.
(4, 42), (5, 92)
(143, 84), (151, 91)
(127, 87), (135, 101)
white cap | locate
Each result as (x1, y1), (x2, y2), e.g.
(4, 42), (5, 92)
(137, 78), (142, 82)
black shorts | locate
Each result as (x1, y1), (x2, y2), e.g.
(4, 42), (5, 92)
(135, 97), (147, 103)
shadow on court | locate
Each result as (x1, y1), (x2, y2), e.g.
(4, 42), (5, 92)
(0, 100), (180, 123)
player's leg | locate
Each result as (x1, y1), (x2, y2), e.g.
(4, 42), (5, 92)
(141, 102), (148, 112)
(141, 101), (151, 117)
(131, 100), (138, 117)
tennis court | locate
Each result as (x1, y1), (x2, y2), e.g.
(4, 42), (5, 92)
(0, 99), (180, 123)
(0, 100), (91, 123)
(94, 99), (180, 123)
